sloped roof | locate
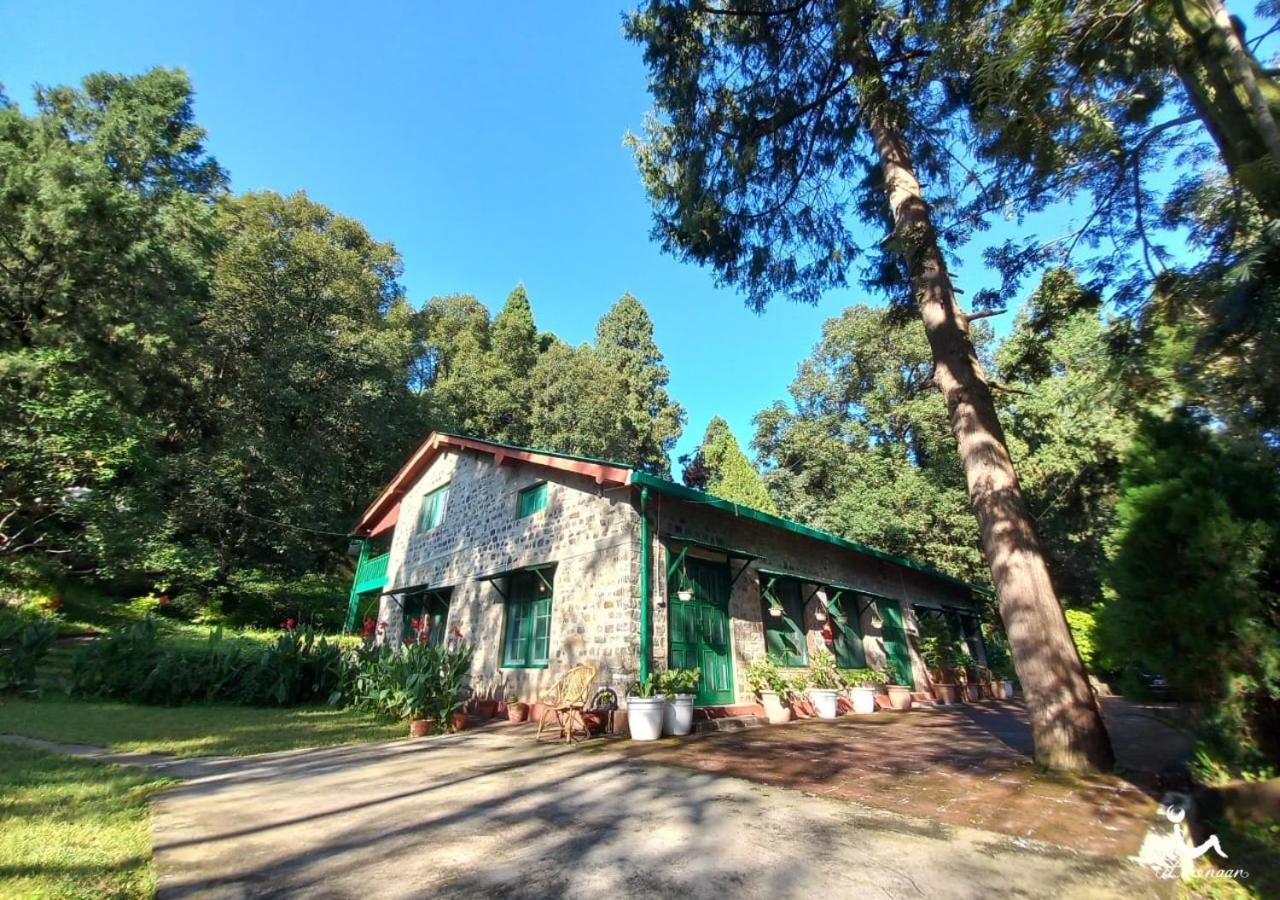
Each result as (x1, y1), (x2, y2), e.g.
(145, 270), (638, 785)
(353, 431), (987, 595)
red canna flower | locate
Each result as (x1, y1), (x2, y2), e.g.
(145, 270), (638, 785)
(361, 617), (376, 638)
(45, 596), (62, 610)
(282, 618), (296, 631)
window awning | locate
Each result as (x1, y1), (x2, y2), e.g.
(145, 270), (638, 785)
(660, 534), (761, 562)
(473, 561), (557, 600)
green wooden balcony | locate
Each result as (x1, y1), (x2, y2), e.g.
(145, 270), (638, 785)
(352, 551), (390, 595)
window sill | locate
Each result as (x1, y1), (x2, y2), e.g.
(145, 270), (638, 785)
(501, 663), (548, 670)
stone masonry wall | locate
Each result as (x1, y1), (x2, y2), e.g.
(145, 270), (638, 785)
(378, 449), (640, 704)
(646, 492), (982, 705)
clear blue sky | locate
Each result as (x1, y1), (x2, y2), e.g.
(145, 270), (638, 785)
(1, 0), (1230, 468)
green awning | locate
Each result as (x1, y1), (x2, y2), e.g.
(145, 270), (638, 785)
(660, 534), (762, 562)
(473, 561), (557, 600)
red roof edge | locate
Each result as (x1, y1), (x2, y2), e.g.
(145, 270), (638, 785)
(351, 432), (633, 537)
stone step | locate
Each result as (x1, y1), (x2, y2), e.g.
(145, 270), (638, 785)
(694, 714), (762, 733)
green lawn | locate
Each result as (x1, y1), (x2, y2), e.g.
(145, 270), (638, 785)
(0, 742), (172, 899)
(0, 694), (404, 757)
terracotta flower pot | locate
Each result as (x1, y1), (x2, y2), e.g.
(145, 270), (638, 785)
(961, 683), (983, 703)
(409, 718), (432, 737)
(507, 702), (529, 723)
(933, 683), (959, 705)
(450, 711), (467, 732)
(475, 699), (499, 719)
(887, 685), (913, 710)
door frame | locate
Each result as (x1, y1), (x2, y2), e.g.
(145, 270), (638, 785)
(666, 551), (736, 707)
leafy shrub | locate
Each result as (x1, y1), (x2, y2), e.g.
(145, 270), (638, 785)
(981, 625), (1015, 680)
(0, 616), (56, 690)
(1100, 413), (1280, 771)
(657, 667), (700, 697)
(745, 657), (788, 695)
(839, 667), (887, 687)
(343, 641), (474, 730)
(916, 616), (960, 670)
(69, 619), (345, 706)
(627, 673), (658, 699)
(808, 649), (842, 689)
(1063, 608), (1102, 674)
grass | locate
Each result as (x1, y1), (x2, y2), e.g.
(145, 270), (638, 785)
(0, 694), (405, 757)
(0, 742), (173, 899)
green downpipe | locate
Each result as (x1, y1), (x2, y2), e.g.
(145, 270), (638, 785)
(638, 486), (651, 683)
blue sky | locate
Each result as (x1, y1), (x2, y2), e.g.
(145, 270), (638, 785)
(1, 0), (1238, 468)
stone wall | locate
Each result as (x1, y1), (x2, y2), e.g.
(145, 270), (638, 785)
(378, 448), (640, 704)
(645, 492), (983, 705)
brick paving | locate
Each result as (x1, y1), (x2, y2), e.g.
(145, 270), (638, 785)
(611, 700), (1182, 858)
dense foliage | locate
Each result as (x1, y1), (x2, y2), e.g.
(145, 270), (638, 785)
(1099, 413), (1280, 767)
(0, 70), (685, 617)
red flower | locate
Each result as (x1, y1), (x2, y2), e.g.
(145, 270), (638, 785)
(282, 618), (296, 631)
(45, 596), (62, 610)
(158, 594), (171, 607)
(360, 617), (376, 638)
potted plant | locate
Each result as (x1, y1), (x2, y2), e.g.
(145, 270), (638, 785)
(954, 652), (983, 702)
(659, 667), (700, 736)
(409, 717), (433, 737)
(886, 683), (914, 710)
(918, 617), (960, 704)
(807, 650), (842, 719)
(840, 667), (887, 714)
(984, 634), (1017, 699)
(746, 657), (792, 724)
(506, 693), (529, 723)
(626, 674), (665, 741)
(788, 672), (812, 716)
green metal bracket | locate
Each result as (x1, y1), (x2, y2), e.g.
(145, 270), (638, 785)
(727, 558), (754, 590)
(761, 575), (784, 613)
(665, 544), (689, 582)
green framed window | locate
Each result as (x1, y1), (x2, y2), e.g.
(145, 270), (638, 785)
(760, 576), (808, 667)
(517, 482), (548, 518)
(417, 483), (450, 533)
(501, 570), (553, 668)
(401, 588), (452, 646)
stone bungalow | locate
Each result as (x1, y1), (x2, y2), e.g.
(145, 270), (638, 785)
(346, 432), (989, 713)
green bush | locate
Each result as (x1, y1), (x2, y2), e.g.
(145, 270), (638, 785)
(343, 642), (474, 730)
(808, 649), (843, 689)
(1063, 608), (1103, 674)
(839, 667), (887, 687)
(745, 657), (788, 695)
(1099, 412), (1280, 771)
(657, 667), (701, 697)
(69, 619), (345, 707)
(0, 616), (56, 691)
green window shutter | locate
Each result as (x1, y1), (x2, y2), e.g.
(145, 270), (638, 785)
(761, 577), (808, 667)
(831, 597), (866, 668)
(518, 482), (548, 518)
(503, 600), (528, 666)
(531, 596), (552, 665)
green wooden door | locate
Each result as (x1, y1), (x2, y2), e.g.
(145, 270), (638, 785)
(669, 556), (735, 706)
(879, 600), (915, 688)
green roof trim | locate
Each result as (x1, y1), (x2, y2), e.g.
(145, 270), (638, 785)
(630, 470), (990, 596)
(429, 433), (990, 597)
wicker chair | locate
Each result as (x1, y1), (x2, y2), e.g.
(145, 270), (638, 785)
(536, 665), (597, 743)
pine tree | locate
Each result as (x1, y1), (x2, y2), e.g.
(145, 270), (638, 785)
(684, 417), (778, 513)
(486, 284), (540, 444)
(594, 294), (685, 474)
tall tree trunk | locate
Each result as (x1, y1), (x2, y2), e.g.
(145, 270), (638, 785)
(850, 40), (1115, 772)
(1162, 0), (1280, 217)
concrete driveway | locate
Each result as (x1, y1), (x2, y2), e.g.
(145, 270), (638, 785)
(150, 728), (1162, 899)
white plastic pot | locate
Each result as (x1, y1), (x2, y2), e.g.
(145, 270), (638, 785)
(809, 687), (840, 719)
(759, 689), (792, 724)
(850, 685), (878, 715)
(627, 696), (666, 741)
(663, 694), (695, 736)
(998, 680), (1015, 700)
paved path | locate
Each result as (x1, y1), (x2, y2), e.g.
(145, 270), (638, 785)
(140, 729), (1162, 899)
